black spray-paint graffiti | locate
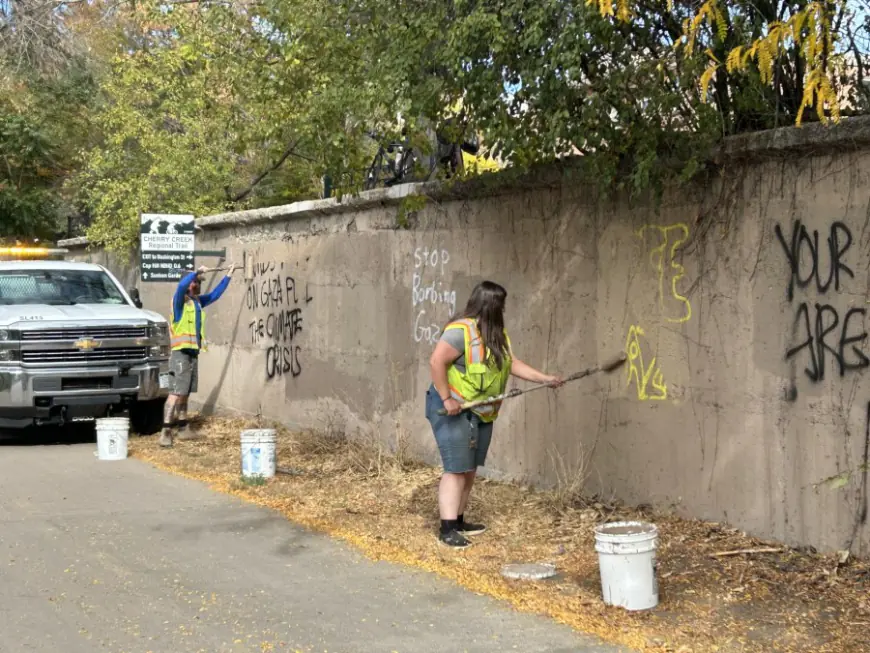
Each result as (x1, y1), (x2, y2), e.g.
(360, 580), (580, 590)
(775, 220), (854, 301)
(245, 257), (313, 380)
(775, 220), (869, 398)
(786, 304), (868, 382)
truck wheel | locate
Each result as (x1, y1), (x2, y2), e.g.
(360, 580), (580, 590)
(130, 398), (166, 436)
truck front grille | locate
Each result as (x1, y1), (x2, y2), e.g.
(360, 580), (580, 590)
(21, 347), (148, 364)
(21, 326), (148, 341)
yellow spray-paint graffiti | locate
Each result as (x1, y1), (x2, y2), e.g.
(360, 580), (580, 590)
(625, 325), (667, 401)
(636, 224), (691, 324)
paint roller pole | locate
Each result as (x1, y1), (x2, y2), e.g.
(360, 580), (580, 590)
(436, 352), (628, 416)
(167, 265), (236, 274)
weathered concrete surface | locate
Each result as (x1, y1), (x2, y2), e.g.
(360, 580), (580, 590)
(0, 441), (629, 653)
(61, 122), (870, 555)
(718, 114), (870, 160)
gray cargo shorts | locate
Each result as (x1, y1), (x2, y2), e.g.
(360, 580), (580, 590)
(168, 349), (199, 395)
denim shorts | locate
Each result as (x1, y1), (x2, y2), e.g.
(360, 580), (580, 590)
(425, 385), (494, 473)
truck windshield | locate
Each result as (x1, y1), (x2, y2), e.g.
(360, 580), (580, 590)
(0, 269), (128, 306)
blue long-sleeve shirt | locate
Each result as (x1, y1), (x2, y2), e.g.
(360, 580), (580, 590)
(172, 271), (231, 350)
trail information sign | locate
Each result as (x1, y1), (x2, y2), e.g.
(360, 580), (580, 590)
(139, 213), (195, 282)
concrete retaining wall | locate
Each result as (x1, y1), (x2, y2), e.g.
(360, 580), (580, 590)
(63, 118), (870, 554)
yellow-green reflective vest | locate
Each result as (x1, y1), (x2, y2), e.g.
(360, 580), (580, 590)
(444, 318), (512, 422)
(169, 299), (206, 351)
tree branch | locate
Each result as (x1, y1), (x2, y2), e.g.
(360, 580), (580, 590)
(229, 138), (302, 203)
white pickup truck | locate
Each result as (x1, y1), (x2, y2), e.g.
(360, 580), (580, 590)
(0, 259), (170, 433)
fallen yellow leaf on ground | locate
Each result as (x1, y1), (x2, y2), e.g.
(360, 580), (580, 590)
(131, 415), (870, 653)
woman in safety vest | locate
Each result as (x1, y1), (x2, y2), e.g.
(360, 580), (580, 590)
(426, 280), (564, 548)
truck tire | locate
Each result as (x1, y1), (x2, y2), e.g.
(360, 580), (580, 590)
(130, 398), (166, 436)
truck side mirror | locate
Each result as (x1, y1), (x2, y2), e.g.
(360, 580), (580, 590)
(129, 288), (143, 309)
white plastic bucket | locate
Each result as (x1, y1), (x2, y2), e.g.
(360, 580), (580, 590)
(240, 429), (277, 478)
(95, 417), (130, 461)
(594, 520), (659, 611)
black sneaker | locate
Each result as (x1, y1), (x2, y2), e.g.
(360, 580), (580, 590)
(439, 529), (471, 548)
(456, 520), (486, 536)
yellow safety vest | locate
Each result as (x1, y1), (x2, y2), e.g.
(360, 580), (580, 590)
(169, 299), (206, 351)
(444, 318), (512, 422)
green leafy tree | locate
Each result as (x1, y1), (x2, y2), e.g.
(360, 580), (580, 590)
(0, 0), (106, 240)
(0, 111), (62, 239)
(3, 0), (867, 251)
(74, 0), (404, 252)
(328, 0), (869, 195)
(319, 0), (721, 194)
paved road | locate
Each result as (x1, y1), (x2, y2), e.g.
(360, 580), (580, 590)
(0, 437), (632, 653)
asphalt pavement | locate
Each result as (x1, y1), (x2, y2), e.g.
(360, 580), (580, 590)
(0, 432), (632, 653)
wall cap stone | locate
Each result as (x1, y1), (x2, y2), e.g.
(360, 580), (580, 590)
(715, 114), (870, 161)
(196, 180), (443, 230)
(57, 236), (90, 249)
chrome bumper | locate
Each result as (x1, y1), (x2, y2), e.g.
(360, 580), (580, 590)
(0, 359), (169, 426)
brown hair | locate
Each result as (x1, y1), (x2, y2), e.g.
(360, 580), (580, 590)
(449, 280), (509, 369)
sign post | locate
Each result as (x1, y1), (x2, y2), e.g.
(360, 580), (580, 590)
(139, 213), (195, 282)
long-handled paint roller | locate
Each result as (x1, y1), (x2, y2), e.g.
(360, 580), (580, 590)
(170, 256), (254, 279)
(168, 266), (234, 273)
(436, 352), (627, 416)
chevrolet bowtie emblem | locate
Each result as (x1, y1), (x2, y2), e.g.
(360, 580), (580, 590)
(73, 338), (102, 351)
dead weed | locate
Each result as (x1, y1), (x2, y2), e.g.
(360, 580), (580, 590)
(132, 415), (870, 653)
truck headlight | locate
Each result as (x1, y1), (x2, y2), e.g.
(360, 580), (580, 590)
(150, 323), (169, 342)
(149, 345), (170, 358)
(0, 349), (18, 362)
(0, 329), (9, 342)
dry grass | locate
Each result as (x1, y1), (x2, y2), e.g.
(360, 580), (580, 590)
(131, 414), (870, 653)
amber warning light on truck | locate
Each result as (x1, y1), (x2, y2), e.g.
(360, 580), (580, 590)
(0, 247), (69, 259)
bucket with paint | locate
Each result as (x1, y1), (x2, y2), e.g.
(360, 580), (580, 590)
(240, 429), (277, 478)
(95, 417), (130, 461)
(594, 521), (659, 611)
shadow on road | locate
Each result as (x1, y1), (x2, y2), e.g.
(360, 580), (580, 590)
(0, 423), (97, 446)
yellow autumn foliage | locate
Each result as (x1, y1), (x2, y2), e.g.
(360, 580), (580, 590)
(462, 150), (501, 175)
(586, 0), (844, 126)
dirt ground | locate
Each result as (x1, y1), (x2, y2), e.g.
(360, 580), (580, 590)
(130, 415), (870, 653)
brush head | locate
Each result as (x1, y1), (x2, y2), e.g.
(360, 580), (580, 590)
(601, 351), (628, 372)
